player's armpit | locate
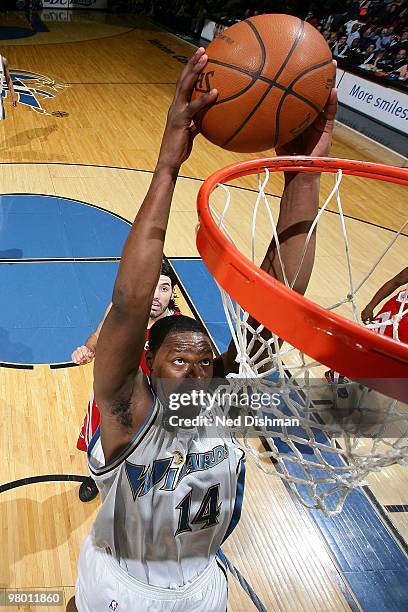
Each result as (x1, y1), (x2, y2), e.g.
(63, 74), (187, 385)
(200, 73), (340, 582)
(97, 367), (153, 463)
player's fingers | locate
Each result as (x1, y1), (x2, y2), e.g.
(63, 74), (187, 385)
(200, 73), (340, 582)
(72, 348), (83, 364)
(81, 347), (95, 362)
(74, 346), (87, 362)
(186, 89), (218, 118)
(312, 87), (337, 134)
(176, 48), (207, 102)
(323, 88), (338, 122)
(85, 350), (95, 363)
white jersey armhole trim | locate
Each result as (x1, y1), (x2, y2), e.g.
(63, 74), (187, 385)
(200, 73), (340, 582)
(88, 391), (159, 476)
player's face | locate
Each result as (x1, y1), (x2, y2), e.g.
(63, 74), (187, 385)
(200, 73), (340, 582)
(147, 331), (214, 398)
(150, 275), (173, 318)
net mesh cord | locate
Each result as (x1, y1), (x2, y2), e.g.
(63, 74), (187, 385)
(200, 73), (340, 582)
(208, 167), (408, 516)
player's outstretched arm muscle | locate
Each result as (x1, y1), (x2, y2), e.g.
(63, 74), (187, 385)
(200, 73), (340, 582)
(94, 49), (217, 416)
(216, 88), (337, 375)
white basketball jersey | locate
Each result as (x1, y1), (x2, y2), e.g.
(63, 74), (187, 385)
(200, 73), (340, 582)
(0, 56), (5, 121)
(87, 396), (245, 589)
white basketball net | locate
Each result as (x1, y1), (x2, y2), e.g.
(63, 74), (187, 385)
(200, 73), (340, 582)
(208, 167), (408, 516)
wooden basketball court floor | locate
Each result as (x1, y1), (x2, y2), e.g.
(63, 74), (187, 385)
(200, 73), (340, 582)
(0, 10), (407, 611)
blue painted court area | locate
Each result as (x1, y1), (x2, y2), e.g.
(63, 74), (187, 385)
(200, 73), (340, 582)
(171, 256), (408, 612)
(0, 194), (129, 259)
(0, 194), (129, 364)
(171, 258), (231, 352)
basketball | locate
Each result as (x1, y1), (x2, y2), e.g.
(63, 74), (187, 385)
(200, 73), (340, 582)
(192, 14), (335, 152)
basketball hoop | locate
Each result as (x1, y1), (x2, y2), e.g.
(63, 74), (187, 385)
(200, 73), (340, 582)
(196, 156), (408, 514)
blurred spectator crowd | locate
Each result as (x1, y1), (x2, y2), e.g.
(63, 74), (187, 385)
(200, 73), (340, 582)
(308, 1), (407, 83)
(141, 0), (407, 84)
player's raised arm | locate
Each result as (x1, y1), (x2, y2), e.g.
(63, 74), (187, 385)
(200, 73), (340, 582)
(361, 267), (408, 323)
(93, 49), (217, 448)
(216, 88), (337, 375)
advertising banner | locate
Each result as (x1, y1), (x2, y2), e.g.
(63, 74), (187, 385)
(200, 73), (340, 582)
(41, 0), (108, 8)
(336, 68), (407, 133)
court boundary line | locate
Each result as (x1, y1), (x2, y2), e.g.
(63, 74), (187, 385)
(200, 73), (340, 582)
(363, 487), (408, 554)
(0, 362), (33, 370)
(0, 167), (405, 237)
(0, 190), (132, 224)
(336, 121), (407, 165)
(385, 504), (408, 513)
(0, 474), (86, 494)
(0, 24), (140, 47)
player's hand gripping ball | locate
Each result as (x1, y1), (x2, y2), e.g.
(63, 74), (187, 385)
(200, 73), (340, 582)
(192, 14), (335, 153)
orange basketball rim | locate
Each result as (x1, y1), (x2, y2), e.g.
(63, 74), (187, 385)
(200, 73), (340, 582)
(196, 157), (408, 403)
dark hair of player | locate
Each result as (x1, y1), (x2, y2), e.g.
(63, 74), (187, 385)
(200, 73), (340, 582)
(160, 259), (180, 312)
(149, 315), (210, 354)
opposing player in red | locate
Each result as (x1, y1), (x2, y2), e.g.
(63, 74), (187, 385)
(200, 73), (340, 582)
(361, 266), (408, 343)
(72, 259), (181, 502)
(326, 267), (408, 396)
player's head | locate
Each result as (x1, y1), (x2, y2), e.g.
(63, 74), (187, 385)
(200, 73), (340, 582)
(150, 260), (179, 319)
(146, 315), (213, 391)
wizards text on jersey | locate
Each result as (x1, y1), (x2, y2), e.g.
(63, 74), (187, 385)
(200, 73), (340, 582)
(125, 444), (229, 500)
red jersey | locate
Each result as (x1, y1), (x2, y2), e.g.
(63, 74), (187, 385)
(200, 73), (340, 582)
(77, 309), (180, 451)
(373, 290), (408, 344)
(140, 326), (152, 376)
